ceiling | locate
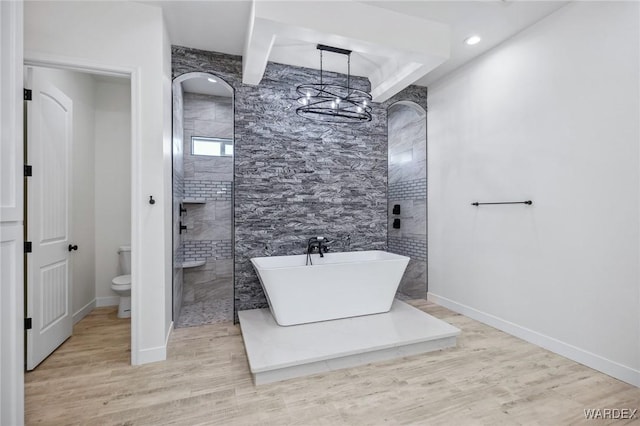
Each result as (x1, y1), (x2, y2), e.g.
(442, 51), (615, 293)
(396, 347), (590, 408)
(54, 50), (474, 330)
(146, 0), (568, 89)
(181, 77), (233, 97)
(365, 1), (568, 85)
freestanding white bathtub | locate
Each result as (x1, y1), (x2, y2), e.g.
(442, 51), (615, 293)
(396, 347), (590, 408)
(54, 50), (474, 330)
(250, 250), (410, 326)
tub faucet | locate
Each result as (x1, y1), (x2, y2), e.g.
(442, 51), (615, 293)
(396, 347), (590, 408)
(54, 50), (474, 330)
(306, 236), (331, 265)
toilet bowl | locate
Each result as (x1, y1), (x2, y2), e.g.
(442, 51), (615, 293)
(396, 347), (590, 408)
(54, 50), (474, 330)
(111, 274), (131, 318)
(112, 245), (132, 318)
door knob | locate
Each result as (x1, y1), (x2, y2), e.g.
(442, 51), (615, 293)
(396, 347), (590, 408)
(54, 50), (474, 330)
(68, 244), (78, 252)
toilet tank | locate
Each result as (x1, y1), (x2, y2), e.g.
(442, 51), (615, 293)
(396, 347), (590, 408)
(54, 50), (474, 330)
(118, 245), (131, 275)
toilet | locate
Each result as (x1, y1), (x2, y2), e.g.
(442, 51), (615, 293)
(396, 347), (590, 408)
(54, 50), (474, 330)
(111, 245), (131, 318)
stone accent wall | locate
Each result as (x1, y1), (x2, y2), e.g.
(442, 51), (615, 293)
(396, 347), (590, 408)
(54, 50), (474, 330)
(173, 46), (428, 318)
(173, 47), (388, 316)
(233, 62), (388, 313)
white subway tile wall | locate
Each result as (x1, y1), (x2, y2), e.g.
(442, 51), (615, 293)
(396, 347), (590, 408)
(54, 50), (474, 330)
(184, 179), (232, 201)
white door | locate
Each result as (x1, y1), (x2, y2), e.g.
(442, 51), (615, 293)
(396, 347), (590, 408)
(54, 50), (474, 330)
(25, 66), (74, 370)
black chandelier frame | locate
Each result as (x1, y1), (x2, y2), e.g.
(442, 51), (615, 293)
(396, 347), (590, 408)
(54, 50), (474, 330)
(296, 44), (372, 123)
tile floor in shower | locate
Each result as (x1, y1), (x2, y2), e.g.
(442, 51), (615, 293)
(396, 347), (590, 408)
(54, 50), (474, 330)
(176, 275), (233, 328)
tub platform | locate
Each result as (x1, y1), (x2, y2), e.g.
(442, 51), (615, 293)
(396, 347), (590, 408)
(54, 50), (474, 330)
(238, 300), (460, 385)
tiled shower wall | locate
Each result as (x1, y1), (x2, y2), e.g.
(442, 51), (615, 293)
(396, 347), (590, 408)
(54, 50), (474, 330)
(387, 101), (427, 298)
(183, 180), (232, 201)
(173, 46), (428, 318)
(171, 83), (184, 321)
(179, 92), (233, 326)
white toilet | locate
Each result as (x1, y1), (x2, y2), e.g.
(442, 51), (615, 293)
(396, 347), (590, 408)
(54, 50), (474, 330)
(111, 245), (131, 318)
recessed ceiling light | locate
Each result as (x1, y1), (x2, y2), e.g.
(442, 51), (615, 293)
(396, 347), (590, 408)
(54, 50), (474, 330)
(207, 77), (217, 83)
(464, 35), (481, 46)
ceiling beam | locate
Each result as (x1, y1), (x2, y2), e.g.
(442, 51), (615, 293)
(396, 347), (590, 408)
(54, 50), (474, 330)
(242, 0), (450, 100)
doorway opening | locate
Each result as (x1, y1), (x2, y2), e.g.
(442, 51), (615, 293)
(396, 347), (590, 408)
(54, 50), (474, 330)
(387, 101), (428, 300)
(24, 65), (132, 369)
(172, 72), (235, 328)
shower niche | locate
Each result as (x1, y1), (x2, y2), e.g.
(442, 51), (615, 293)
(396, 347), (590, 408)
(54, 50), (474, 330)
(172, 72), (234, 327)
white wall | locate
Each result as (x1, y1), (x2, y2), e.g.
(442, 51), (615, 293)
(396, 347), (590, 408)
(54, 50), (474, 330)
(428, 2), (639, 386)
(25, 0), (173, 364)
(94, 77), (131, 306)
(31, 67), (97, 323)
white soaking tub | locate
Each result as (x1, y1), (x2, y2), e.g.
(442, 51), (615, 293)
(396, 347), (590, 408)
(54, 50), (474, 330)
(250, 250), (410, 326)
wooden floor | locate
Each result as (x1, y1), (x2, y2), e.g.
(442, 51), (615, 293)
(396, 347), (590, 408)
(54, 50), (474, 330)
(25, 301), (639, 425)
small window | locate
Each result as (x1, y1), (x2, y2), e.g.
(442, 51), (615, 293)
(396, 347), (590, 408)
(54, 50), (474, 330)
(191, 136), (233, 157)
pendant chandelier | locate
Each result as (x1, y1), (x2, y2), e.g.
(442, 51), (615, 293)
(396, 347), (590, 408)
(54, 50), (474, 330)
(296, 44), (372, 123)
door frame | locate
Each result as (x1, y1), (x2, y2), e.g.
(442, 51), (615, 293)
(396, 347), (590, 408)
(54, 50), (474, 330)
(24, 51), (141, 365)
(1, 1), (24, 424)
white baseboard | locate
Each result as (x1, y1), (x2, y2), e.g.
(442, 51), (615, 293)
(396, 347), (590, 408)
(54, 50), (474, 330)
(427, 292), (640, 388)
(166, 321), (173, 347)
(133, 322), (172, 365)
(96, 296), (119, 307)
(136, 345), (166, 365)
(72, 299), (96, 324)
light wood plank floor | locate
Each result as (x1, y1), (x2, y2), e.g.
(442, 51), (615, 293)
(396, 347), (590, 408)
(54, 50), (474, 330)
(25, 301), (639, 425)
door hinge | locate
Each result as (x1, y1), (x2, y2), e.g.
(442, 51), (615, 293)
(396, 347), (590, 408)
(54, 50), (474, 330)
(24, 164), (32, 177)
(24, 241), (32, 253)
(24, 318), (32, 330)
(24, 88), (32, 101)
